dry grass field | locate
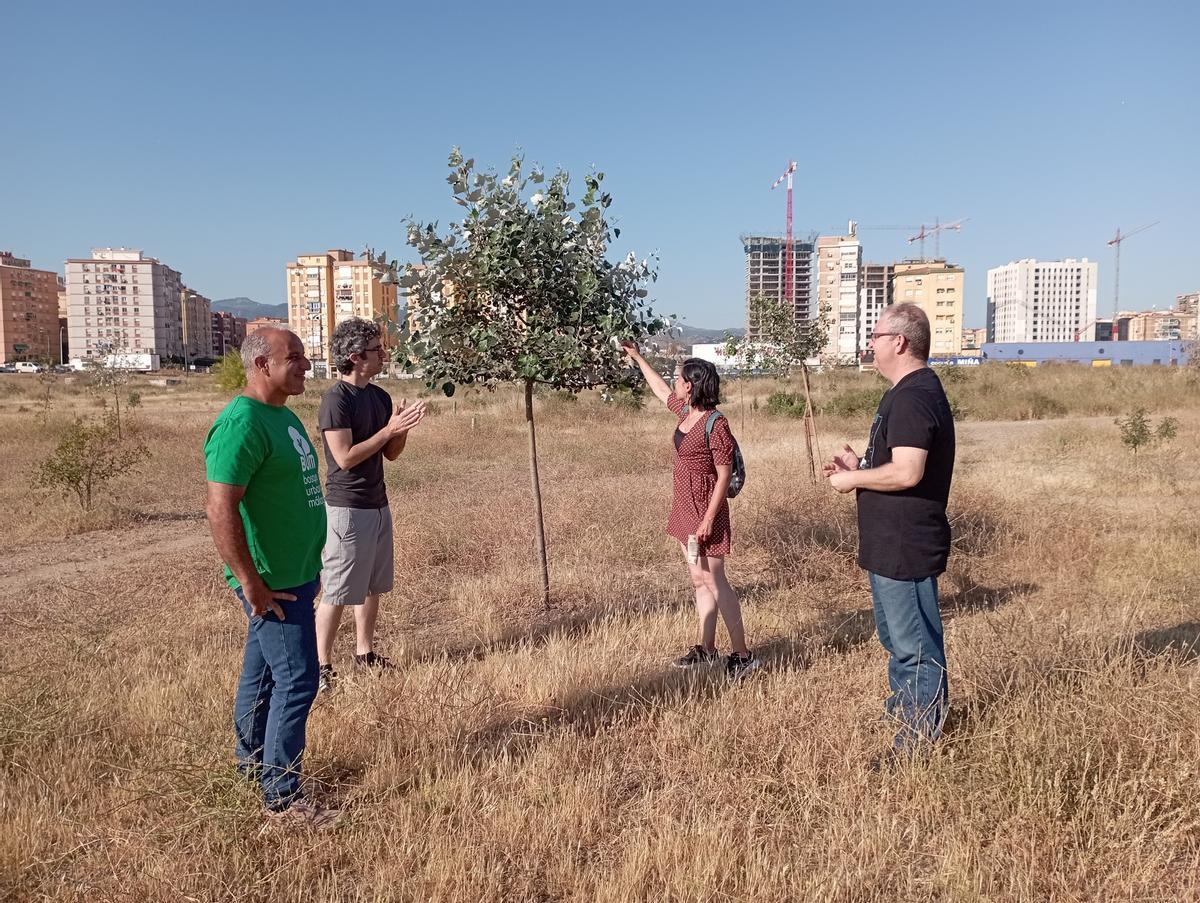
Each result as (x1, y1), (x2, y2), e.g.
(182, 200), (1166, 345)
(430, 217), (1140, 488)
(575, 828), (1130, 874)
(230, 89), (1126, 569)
(1, 364), (1199, 902)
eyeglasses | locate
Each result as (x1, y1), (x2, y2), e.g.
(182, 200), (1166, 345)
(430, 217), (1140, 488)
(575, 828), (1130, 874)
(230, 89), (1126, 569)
(362, 345), (384, 355)
(870, 332), (900, 341)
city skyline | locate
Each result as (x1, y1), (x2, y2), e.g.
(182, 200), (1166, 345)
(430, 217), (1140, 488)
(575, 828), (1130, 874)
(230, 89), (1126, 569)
(2, 0), (1197, 330)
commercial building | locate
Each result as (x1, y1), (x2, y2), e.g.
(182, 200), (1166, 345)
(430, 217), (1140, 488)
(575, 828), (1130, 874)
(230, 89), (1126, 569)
(741, 234), (815, 339)
(816, 225), (863, 365)
(211, 310), (247, 357)
(986, 258), (1098, 343)
(285, 249), (398, 369)
(0, 252), (62, 364)
(64, 248), (184, 362)
(181, 288), (213, 363)
(892, 260), (964, 357)
(981, 340), (1187, 367)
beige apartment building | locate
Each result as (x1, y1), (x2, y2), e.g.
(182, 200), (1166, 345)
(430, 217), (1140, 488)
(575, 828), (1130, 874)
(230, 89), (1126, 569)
(892, 260), (964, 357)
(1123, 309), (1198, 342)
(181, 288), (213, 363)
(0, 252), (62, 364)
(286, 249), (397, 369)
(817, 226), (863, 365)
(65, 248), (184, 361)
(246, 316), (286, 335)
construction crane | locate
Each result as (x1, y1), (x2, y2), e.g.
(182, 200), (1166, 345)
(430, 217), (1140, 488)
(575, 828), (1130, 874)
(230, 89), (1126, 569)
(1107, 222), (1158, 341)
(907, 218), (968, 261)
(771, 161), (797, 306)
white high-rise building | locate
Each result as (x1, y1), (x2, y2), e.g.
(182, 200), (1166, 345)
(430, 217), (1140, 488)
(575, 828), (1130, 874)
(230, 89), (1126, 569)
(987, 258), (1098, 343)
(817, 224), (863, 364)
(65, 249), (184, 361)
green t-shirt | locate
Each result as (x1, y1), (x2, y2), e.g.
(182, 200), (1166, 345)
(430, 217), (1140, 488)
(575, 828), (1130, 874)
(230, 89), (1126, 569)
(204, 395), (327, 590)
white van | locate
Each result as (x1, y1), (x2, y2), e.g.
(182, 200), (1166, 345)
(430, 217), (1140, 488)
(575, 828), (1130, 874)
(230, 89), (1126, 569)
(14, 361), (43, 374)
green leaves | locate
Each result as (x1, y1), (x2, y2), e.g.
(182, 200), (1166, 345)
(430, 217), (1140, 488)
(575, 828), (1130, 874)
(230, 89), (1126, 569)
(396, 149), (664, 397)
(726, 295), (829, 376)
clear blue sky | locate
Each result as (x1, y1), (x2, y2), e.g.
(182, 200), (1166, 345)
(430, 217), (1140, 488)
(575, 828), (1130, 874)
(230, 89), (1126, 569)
(3, 0), (1197, 329)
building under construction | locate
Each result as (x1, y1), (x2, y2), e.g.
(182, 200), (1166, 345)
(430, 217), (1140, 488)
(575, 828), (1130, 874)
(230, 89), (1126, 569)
(741, 234), (815, 338)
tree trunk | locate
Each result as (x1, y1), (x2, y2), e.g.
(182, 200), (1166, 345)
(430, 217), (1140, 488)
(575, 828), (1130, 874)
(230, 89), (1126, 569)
(800, 364), (820, 483)
(524, 379), (551, 609)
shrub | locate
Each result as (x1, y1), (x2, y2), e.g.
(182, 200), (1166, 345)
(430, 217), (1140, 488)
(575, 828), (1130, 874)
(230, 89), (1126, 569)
(934, 364), (970, 385)
(764, 390), (806, 418)
(213, 352), (246, 393)
(1115, 409), (1179, 455)
(821, 386), (886, 418)
(33, 414), (151, 511)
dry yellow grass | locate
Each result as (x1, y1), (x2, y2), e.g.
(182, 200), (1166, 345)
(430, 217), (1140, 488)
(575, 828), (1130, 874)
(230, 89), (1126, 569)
(1, 371), (1199, 902)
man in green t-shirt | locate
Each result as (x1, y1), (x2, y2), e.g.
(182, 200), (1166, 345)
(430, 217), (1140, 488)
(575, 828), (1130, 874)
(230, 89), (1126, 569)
(204, 327), (334, 826)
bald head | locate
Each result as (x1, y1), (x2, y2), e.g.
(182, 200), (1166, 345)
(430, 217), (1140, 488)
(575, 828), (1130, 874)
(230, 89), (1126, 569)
(242, 327), (293, 372)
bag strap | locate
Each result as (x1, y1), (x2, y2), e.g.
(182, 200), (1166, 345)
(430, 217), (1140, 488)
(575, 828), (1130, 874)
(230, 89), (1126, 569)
(704, 410), (722, 446)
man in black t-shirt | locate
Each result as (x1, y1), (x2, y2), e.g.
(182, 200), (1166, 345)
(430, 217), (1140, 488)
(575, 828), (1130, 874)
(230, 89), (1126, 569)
(315, 318), (425, 691)
(824, 304), (955, 756)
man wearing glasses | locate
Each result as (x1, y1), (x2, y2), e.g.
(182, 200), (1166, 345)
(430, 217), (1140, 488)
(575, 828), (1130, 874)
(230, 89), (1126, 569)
(824, 304), (956, 762)
(316, 318), (426, 690)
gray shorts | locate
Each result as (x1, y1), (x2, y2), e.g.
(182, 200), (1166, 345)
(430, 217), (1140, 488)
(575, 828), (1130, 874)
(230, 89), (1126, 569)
(321, 505), (394, 606)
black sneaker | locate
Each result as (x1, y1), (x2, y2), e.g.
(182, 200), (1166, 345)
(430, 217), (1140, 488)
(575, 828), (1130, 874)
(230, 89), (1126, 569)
(726, 651), (760, 680)
(673, 645), (720, 668)
(317, 664), (336, 693)
(354, 651), (393, 670)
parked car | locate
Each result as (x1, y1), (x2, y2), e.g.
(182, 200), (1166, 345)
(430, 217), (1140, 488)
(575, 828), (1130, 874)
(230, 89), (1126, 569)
(14, 362), (44, 374)
(0, 364), (16, 373)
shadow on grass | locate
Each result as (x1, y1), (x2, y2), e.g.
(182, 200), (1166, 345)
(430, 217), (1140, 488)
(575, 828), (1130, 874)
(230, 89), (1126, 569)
(1129, 620), (1200, 663)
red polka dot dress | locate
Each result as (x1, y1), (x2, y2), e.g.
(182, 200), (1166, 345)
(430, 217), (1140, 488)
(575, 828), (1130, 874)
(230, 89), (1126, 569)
(666, 394), (734, 557)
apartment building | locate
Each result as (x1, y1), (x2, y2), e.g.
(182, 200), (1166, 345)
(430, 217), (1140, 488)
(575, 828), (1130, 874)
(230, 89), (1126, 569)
(181, 288), (213, 362)
(741, 235), (815, 339)
(64, 248), (184, 361)
(892, 260), (964, 357)
(816, 226), (863, 365)
(211, 310), (247, 357)
(245, 316), (286, 336)
(986, 259), (1098, 343)
(1123, 309), (1198, 342)
(285, 249), (397, 368)
(0, 252), (62, 364)
(858, 263), (895, 358)
(962, 327), (988, 355)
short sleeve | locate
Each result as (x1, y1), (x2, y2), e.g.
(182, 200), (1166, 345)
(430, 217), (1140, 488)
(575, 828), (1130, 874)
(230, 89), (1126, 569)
(886, 391), (937, 451)
(205, 414), (268, 486)
(667, 394), (686, 420)
(318, 386), (355, 432)
(709, 414), (735, 467)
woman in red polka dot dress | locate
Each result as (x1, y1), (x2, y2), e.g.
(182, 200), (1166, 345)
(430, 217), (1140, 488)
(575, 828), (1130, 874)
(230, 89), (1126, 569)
(622, 342), (758, 679)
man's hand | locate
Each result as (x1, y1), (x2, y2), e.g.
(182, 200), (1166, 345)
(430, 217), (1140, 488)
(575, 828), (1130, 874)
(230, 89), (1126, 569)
(388, 399), (427, 436)
(822, 444), (860, 477)
(242, 579), (296, 620)
(828, 470), (857, 494)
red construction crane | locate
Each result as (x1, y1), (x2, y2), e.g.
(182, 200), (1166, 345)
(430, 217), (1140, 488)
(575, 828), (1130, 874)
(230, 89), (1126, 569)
(772, 161), (797, 307)
(1107, 222), (1158, 341)
(907, 218), (968, 261)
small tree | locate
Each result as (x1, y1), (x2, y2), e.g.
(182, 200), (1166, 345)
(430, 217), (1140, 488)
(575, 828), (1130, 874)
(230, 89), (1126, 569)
(213, 351), (247, 393)
(34, 413), (150, 511)
(725, 294), (829, 481)
(399, 148), (667, 607)
(1116, 408), (1179, 455)
(36, 370), (56, 424)
(85, 344), (134, 439)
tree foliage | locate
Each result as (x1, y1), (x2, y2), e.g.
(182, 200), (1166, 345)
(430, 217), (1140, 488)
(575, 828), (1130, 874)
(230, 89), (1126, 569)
(723, 295), (828, 376)
(213, 351), (247, 393)
(34, 413), (150, 511)
(397, 148), (668, 396)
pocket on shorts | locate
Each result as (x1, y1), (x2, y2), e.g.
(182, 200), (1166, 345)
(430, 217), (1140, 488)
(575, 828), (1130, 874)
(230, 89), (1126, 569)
(328, 506), (357, 543)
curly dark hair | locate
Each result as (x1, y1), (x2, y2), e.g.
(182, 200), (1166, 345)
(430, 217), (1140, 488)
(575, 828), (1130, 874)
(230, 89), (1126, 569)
(680, 357), (720, 409)
(330, 318), (380, 375)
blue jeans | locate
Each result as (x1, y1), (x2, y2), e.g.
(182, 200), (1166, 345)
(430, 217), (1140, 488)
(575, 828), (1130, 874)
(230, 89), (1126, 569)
(232, 578), (320, 809)
(868, 572), (949, 750)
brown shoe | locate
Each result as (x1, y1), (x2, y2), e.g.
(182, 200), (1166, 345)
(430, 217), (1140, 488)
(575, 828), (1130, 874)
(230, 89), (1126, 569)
(262, 798), (340, 829)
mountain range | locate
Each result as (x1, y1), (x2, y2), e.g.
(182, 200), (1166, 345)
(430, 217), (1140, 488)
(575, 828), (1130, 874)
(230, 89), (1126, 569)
(213, 297), (288, 320)
(210, 298), (742, 348)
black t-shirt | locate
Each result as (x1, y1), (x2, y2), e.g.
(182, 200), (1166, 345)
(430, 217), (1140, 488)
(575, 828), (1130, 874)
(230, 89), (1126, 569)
(318, 381), (392, 509)
(856, 367), (956, 580)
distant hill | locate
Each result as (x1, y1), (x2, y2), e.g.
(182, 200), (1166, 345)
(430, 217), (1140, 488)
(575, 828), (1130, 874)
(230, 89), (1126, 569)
(213, 297), (288, 320)
(651, 324), (744, 350)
